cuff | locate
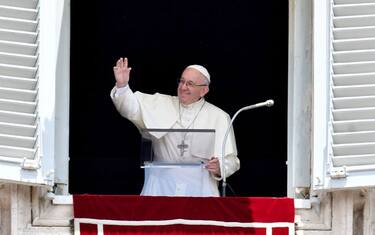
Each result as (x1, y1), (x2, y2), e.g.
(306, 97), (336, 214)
(114, 84), (129, 97)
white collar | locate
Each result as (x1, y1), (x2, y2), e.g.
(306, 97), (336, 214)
(180, 98), (205, 110)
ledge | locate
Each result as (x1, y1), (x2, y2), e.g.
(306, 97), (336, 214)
(53, 195), (73, 205)
(54, 195), (312, 210)
(294, 199), (312, 209)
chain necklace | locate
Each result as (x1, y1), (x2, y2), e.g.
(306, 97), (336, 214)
(177, 99), (206, 156)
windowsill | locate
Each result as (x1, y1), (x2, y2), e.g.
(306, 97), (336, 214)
(294, 198), (311, 209)
(53, 195), (312, 209)
(53, 195), (73, 205)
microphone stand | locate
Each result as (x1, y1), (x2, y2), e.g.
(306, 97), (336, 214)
(221, 100), (274, 197)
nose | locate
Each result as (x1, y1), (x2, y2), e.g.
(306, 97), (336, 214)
(179, 81), (189, 89)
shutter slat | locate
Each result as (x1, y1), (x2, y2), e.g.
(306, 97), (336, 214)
(0, 75), (36, 90)
(333, 4), (375, 17)
(0, 110), (36, 125)
(333, 120), (375, 132)
(0, 16), (37, 32)
(0, 0), (38, 9)
(0, 52), (36, 67)
(334, 15), (375, 28)
(0, 87), (37, 102)
(0, 40), (37, 55)
(333, 84), (375, 97)
(333, 131), (375, 144)
(0, 5), (37, 21)
(334, 26), (375, 39)
(333, 49), (375, 62)
(0, 145), (35, 159)
(0, 122), (35, 137)
(0, 63), (37, 78)
(335, 0), (375, 5)
(333, 107), (375, 121)
(0, 99), (36, 113)
(333, 96), (375, 109)
(333, 72), (375, 85)
(333, 142), (375, 155)
(333, 38), (375, 51)
(0, 29), (37, 43)
(332, 154), (375, 166)
(0, 133), (35, 148)
(333, 61), (375, 74)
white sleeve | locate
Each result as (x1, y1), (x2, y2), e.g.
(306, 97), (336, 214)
(212, 153), (240, 181)
(223, 153), (240, 178)
(113, 85), (130, 97)
(110, 85), (145, 129)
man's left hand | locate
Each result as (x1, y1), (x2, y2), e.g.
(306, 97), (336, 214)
(205, 157), (221, 176)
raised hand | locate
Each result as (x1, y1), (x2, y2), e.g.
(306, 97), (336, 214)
(113, 57), (132, 88)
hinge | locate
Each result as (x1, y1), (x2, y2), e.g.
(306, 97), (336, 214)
(330, 166), (347, 179)
(21, 157), (41, 170)
(21, 147), (41, 170)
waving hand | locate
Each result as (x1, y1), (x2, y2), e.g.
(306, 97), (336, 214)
(113, 57), (132, 88)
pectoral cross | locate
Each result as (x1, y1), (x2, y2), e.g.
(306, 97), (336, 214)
(177, 140), (189, 156)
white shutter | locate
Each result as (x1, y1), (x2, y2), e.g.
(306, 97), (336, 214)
(315, 0), (375, 190)
(0, 0), (53, 186)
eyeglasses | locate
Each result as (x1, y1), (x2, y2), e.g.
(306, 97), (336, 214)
(177, 78), (209, 88)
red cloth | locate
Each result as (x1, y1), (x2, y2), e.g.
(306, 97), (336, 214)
(73, 195), (295, 235)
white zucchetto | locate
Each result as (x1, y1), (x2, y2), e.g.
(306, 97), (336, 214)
(186, 65), (210, 83)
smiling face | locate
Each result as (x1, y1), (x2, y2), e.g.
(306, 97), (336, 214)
(177, 68), (209, 105)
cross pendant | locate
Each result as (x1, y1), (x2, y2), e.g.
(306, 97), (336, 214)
(177, 140), (189, 156)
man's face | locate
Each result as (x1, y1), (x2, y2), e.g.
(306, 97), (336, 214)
(177, 68), (209, 105)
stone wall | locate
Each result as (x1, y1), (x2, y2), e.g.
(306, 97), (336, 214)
(0, 184), (72, 235)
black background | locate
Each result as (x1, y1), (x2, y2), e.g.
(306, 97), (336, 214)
(69, 0), (288, 196)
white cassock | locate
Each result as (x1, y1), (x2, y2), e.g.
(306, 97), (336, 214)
(110, 85), (240, 197)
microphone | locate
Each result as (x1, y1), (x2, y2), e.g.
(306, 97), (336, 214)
(242, 99), (274, 110)
(221, 99), (274, 197)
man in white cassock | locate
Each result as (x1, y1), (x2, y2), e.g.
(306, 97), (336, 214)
(110, 58), (240, 197)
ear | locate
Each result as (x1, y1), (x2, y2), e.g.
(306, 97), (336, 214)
(200, 86), (209, 97)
